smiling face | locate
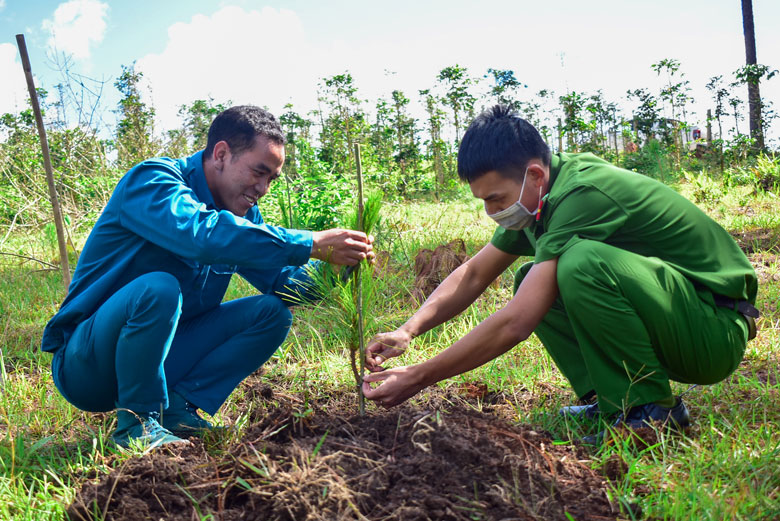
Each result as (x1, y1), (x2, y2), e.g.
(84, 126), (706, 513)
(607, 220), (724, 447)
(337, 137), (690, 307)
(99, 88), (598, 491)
(207, 135), (285, 217)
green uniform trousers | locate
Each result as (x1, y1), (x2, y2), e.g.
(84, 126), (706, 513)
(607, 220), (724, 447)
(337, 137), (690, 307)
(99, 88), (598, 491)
(514, 240), (749, 414)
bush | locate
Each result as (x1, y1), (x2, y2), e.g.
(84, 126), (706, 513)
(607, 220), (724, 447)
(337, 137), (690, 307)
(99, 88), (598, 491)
(620, 140), (675, 181)
(261, 139), (352, 230)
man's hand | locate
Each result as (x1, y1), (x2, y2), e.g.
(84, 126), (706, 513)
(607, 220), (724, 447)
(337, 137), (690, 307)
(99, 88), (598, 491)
(362, 365), (426, 408)
(311, 229), (374, 266)
(365, 329), (411, 372)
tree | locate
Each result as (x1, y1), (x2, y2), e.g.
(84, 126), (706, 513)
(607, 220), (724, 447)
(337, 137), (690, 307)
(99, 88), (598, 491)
(585, 91), (618, 158)
(626, 88), (661, 145)
(728, 95), (744, 136)
(741, 0), (762, 151)
(706, 75), (730, 140)
(178, 98), (229, 151)
(114, 63), (158, 171)
(390, 90), (419, 193)
(527, 89), (557, 150)
(279, 103), (313, 179)
(419, 89), (447, 198)
(369, 97), (394, 175)
(485, 68), (526, 112)
(437, 65), (476, 145)
(559, 91), (591, 151)
(317, 72), (367, 177)
(651, 58), (692, 126)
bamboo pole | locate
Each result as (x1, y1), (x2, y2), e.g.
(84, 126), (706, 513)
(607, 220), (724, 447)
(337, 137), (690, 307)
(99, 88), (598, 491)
(354, 143), (365, 416)
(16, 34), (71, 289)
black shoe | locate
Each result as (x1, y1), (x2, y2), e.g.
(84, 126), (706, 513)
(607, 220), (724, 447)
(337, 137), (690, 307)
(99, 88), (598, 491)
(583, 397), (690, 445)
(621, 398), (691, 430)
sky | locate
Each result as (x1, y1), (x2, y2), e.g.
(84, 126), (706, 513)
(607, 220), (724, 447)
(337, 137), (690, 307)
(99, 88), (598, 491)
(1, 0), (779, 143)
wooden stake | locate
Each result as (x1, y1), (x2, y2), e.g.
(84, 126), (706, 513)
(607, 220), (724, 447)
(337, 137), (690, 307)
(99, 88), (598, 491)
(16, 34), (71, 289)
(354, 143), (365, 416)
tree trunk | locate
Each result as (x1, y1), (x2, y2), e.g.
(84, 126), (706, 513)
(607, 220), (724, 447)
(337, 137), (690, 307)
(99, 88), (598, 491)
(741, 0), (764, 151)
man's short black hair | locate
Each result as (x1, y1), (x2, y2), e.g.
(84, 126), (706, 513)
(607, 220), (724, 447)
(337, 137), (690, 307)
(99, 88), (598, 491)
(204, 105), (286, 158)
(458, 104), (551, 183)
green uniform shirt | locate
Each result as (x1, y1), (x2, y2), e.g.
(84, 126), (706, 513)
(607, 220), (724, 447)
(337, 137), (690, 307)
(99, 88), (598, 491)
(491, 153), (757, 303)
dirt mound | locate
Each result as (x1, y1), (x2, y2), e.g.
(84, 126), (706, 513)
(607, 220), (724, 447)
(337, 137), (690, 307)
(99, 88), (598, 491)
(412, 239), (471, 303)
(67, 388), (617, 521)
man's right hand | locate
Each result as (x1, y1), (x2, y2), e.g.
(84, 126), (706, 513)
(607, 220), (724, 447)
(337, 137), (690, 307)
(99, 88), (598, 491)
(365, 329), (412, 372)
(311, 229), (374, 266)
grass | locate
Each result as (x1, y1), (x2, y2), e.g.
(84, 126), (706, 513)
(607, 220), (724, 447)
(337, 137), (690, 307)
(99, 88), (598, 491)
(1, 174), (779, 519)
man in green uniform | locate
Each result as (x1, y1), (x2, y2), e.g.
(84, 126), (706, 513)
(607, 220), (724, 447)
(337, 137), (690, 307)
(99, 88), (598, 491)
(363, 105), (758, 440)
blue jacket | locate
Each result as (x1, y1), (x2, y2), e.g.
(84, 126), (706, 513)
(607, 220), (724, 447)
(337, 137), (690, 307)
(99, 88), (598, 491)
(42, 151), (318, 353)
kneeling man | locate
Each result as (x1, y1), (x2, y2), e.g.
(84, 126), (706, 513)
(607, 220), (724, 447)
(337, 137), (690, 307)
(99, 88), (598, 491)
(43, 106), (373, 447)
(364, 105), (757, 440)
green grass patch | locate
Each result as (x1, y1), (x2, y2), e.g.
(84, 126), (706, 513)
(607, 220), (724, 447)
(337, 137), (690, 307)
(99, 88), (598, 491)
(1, 179), (779, 518)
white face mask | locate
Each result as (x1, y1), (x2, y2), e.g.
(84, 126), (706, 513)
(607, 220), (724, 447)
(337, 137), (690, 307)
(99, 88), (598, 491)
(487, 171), (543, 230)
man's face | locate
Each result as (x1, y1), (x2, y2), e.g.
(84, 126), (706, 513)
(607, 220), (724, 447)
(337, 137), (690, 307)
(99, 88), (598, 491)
(469, 170), (525, 216)
(211, 136), (285, 217)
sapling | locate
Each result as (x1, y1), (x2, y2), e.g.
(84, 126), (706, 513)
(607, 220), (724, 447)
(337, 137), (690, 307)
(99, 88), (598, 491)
(302, 145), (382, 415)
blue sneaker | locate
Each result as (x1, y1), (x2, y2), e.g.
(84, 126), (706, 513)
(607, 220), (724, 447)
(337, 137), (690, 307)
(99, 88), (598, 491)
(112, 410), (187, 448)
(161, 392), (215, 437)
(583, 397), (690, 445)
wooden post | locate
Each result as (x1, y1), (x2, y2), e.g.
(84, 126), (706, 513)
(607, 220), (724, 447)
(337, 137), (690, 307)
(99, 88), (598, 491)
(353, 143), (365, 416)
(16, 34), (71, 289)
(706, 109), (713, 144)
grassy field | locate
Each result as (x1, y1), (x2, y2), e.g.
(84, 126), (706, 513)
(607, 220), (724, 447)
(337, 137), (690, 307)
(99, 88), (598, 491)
(1, 176), (778, 520)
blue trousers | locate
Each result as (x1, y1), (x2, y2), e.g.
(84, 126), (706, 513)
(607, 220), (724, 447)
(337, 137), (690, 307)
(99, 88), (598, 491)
(53, 272), (292, 415)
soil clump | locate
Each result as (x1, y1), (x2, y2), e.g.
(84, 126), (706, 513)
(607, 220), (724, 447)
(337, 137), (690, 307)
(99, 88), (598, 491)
(411, 239), (471, 304)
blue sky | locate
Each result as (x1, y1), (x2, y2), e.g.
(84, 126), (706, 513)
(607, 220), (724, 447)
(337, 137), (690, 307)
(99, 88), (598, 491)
(2, 0), (779, 142)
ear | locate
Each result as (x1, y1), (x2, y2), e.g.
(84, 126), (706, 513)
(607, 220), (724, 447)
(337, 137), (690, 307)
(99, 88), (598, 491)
(212, 141), (231, 170)
(525, 162), (546, 186)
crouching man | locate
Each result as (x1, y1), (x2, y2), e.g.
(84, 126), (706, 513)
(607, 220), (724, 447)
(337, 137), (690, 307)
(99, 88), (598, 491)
(43, 105), (373, 447)
(363, 105), (757, 442)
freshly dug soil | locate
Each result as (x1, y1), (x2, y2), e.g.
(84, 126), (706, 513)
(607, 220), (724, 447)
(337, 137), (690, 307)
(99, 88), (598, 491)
(67, 385), (618, 521)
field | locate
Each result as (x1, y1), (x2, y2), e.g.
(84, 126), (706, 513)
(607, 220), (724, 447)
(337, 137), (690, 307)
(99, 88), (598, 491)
(1, 179), (779, 520)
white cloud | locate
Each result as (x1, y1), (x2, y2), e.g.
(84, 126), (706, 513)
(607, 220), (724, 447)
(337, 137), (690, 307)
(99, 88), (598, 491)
(0, 0), (6, 12)
(0, 43), (30, 116)
(137, 6), (327, 133)
(42, 0), (108, 60)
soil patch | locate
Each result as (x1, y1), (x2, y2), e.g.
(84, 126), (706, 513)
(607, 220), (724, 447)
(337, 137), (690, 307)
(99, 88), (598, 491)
(67, 385), (618, 521)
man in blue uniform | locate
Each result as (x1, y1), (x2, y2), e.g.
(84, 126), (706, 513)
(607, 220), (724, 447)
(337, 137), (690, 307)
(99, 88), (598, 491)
(43, 105), (373, 447)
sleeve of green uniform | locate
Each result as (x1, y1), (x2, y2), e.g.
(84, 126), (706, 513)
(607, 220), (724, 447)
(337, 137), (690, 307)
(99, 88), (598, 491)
(490, 226), (535, 256)
(535, 186), (629, 262)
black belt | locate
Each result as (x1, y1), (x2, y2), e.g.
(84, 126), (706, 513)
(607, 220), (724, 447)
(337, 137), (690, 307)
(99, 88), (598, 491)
(713, 295), (759, 340)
